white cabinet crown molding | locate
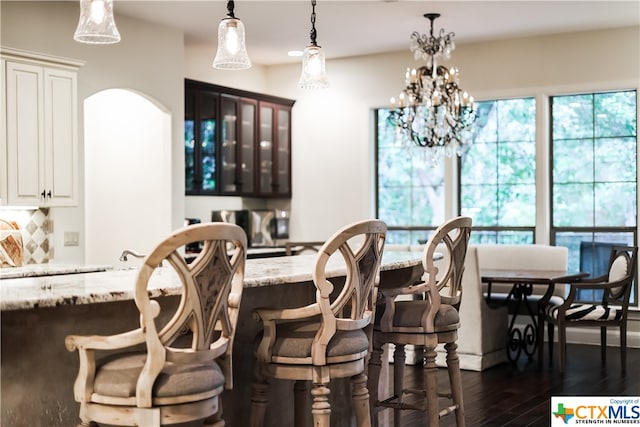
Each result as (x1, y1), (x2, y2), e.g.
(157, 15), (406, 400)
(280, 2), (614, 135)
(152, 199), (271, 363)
(0, 46), (85, 70)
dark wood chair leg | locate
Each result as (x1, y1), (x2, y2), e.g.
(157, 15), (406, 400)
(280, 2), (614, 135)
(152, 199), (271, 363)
(621, 325), (627, 373)
(547, 321), (555, 363)
(537, 313), (545, 367)
(600, 326), (607, 365)
(559, 324), (566, 374)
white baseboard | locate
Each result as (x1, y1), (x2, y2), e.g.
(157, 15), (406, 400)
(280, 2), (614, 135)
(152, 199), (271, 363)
(563, 327), (640, 347)
(513, 319), (640, 347)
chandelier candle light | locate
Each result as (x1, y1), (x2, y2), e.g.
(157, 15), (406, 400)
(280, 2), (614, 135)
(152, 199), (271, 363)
(388, 13), (475, 158)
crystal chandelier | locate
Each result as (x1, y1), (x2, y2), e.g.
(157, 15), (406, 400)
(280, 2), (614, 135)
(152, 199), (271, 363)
(388, 13), (475, 157)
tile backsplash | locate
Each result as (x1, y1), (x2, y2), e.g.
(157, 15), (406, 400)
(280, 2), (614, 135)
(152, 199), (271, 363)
(0, 208), (52, 264)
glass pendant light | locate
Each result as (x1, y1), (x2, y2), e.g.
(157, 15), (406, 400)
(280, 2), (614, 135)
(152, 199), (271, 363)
(298, 0), (329, 89)
(73, 0), (121, 44)
(213, 0), (251, 70)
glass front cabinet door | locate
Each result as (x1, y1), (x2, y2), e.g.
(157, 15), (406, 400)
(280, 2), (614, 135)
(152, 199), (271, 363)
(258, 102), (292, 197)
(185, 87), (218, 195)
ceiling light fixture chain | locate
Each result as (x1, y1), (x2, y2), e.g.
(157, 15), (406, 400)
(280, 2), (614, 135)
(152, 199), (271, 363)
(226, 0), (236, 18)
(388, 13), (476, 161)
(309, 0), (318, 47)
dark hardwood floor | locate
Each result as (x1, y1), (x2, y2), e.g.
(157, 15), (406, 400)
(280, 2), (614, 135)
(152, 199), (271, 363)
(384, 343), (640, 427)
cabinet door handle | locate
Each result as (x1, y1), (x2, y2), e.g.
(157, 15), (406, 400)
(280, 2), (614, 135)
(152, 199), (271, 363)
(47, 190), (52, 198)
(41, 190), (47, 199)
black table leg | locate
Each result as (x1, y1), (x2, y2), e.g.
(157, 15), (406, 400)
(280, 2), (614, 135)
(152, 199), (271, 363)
(506, 283), (538, 363)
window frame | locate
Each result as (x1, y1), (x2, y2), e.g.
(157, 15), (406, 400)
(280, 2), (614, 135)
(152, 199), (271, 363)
(549, 89), (638, 306)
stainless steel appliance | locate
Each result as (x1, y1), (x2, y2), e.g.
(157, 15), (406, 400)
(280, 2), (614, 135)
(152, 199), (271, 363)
(250, 210), (275, 247)
(211, 209), (289, 247)
(273, 209), (290, 240)
(211, 210), (251, 245)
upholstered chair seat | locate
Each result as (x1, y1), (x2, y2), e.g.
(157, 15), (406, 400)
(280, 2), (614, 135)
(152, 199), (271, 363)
(92, 352), (225, 402)
(545, 303), (625, 322)
(386, 300), (460, 331)
(270, 321), (370, 362)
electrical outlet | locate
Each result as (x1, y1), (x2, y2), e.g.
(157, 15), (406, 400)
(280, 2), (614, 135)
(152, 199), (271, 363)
(64, 231), (80, 247)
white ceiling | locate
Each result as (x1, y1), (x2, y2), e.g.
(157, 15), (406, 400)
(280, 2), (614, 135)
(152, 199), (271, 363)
(113, 0), (640, 65)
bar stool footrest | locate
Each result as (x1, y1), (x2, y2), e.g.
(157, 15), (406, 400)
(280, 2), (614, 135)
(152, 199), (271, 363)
(376, 395), (425, 412)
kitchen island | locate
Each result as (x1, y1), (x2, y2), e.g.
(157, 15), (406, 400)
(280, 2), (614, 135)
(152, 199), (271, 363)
(1, 251), (423, 427)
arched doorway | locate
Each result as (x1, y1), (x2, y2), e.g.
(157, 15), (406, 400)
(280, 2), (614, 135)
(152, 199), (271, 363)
(84, 89), (172, 266)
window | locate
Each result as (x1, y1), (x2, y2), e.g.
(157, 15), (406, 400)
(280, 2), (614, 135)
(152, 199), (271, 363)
(375, 108), (445, 245)
(459, 97), (537, 244)
(551, 90), (637, 304)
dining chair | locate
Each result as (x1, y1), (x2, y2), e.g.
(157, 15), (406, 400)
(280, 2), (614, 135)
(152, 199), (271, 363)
(542, 245), (637, 374)
(368, 216), (472, 427)
(65, 223), (247, 427)
(249, 219), (387, 427)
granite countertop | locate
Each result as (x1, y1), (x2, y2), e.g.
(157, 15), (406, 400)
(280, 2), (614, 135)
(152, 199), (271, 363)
(0, 264), (112, 279)
(0, 251), (423, 311)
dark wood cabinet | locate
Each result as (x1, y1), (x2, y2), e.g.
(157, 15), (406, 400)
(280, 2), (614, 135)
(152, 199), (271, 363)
(185, 79), (294, 198)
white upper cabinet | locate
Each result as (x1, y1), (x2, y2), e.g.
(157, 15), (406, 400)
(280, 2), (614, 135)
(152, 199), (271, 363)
(1, 48), (83, 206)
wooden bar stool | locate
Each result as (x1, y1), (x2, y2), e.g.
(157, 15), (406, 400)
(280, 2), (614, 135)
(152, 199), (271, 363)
(250, 219), (387, 427)
(65, 223), (247, 427)
(369, 216), (472, 427)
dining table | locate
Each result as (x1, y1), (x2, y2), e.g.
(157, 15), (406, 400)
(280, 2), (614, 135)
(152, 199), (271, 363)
(481, 269), (589, 364)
